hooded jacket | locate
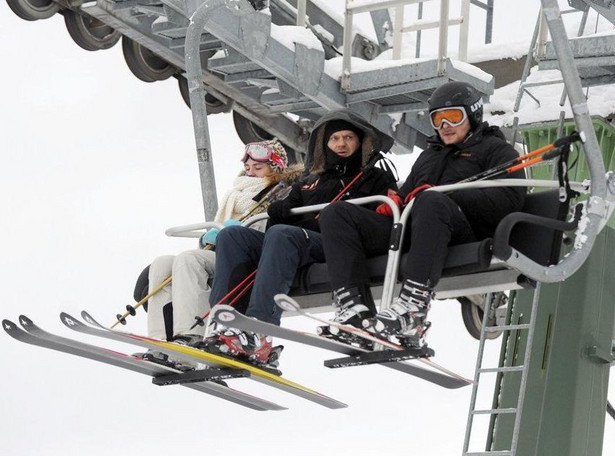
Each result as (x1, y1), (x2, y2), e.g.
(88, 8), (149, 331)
(398, 122), (526, 239)
(267, 110), (397, 232)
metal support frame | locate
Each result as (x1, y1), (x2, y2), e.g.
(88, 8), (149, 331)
(296, 0), (306, 26)
(470, 0), (494, 43)
(343, 0), (432, 89)
(508, 0), (609, 282)
(486, 227), (615, 455)
(345, 0), (472, 88)
(506, 0), (607, 283)
(184, 0), (254, 220)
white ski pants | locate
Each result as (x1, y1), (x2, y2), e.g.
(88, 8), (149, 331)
(147, 249), (215, 340)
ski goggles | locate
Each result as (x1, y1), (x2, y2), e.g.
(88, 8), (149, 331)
(242, 142), (287, 170)
(429, 107), (468, 129)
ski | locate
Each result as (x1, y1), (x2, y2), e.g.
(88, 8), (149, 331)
(3, 317), (285, 411)
(63, 311), (347, 409)
(211, 304), (471, 389)
(273, 294), (474, 385)
(323, 347), (435, 369)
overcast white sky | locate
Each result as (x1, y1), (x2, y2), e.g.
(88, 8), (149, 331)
(1, 1), (614, 455)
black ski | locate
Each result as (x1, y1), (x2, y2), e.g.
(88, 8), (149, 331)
(210, 304), (471, 389)
(3, 317), (286, 411)
(323, 346), (435, 369)
(152, 367), (250, 386)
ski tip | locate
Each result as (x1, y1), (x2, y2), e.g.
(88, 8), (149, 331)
(80, 310), (101, 327)
(18, 315), (34, 328)
(59, 312), (85, 328)
(273, 294), (300, 312)
(2, 319), (17, 332)
(212, 306), (237, 324)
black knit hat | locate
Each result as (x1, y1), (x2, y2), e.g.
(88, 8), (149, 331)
(323, 119), (365, 144)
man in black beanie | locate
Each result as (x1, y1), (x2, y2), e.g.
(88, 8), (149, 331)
(203, 110), (397, 366)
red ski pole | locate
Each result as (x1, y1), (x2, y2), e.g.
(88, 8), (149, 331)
(190, 269), (257, 329)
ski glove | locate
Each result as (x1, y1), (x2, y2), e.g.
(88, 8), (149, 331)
(223, 219), (241, 227)
(375, 192), (403, 217)
(200, 228), (220, 247)
(403, 184), (432, 204)
(267, 200), (292, 223)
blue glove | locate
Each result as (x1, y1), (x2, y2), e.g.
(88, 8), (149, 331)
(200, 228), (220, 248)
(223, 219), (241, 227)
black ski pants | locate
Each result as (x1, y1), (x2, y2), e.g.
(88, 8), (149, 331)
(319, 191), (476, 289)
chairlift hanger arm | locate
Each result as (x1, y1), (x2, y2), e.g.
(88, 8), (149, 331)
(492, 204), (583, 263)
(535, 0), (608, 282)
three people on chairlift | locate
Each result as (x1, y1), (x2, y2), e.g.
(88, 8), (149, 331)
(141, 80), (526, 366)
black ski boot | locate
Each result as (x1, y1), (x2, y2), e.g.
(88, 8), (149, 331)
(363, 279), (433, 351)
(318, 285), (376, 348)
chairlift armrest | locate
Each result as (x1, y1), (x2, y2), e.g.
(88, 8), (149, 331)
(492, 205), (583, 261)
(289, 195), (394, 215)
(165, 221), (225, 238)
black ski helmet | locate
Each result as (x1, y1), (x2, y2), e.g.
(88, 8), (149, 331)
(428, 81), (484, 130)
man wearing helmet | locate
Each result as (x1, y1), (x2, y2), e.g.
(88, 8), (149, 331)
(318, 81), (526, 352)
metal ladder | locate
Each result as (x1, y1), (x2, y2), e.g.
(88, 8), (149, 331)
(461, 285), (542, 456)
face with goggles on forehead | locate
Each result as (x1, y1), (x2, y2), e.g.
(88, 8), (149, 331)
(429, 106), (471, 145)
(241, 141), (287, 177)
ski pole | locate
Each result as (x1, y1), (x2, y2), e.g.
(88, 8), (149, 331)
(190, 269), (257, 329)
(330, 151), (384, 203)
(459, 131), (580, 184)
(240, 183), (292, 222)
(466, 145), (567, 183)
(504, 146), (565, 175)
(315, 152), (385, 219)
(111, 276), (172, 328)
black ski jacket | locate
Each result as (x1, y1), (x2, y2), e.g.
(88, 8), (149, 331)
(398, 122), (526, 239)
(267, 110), (397, 232)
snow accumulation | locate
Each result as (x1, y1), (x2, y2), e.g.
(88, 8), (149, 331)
(270, 24), (324, 52)
(449, 59), (494, 84)
(323, 54), (493, 85)
(466, 41), (530, 63)
(323, 55), (430, 79)
(484, 67), (615, 127)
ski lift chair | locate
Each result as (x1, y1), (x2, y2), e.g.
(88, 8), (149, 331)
(279, 184), (579, 338)
(165, 182), (583, 338)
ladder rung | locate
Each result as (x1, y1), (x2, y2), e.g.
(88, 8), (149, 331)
(478, 365), (525, 374)
(486, 323), (530, 332)
(465, 451), (512, 456)
(472, 408), (517, 415)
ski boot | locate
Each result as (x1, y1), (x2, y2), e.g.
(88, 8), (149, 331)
(363, 279), (433, 354)
(317, 285), (376, 349)
(197, 327), (284, 370)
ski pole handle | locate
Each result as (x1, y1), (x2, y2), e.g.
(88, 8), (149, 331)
(506, 146), (565, 174)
